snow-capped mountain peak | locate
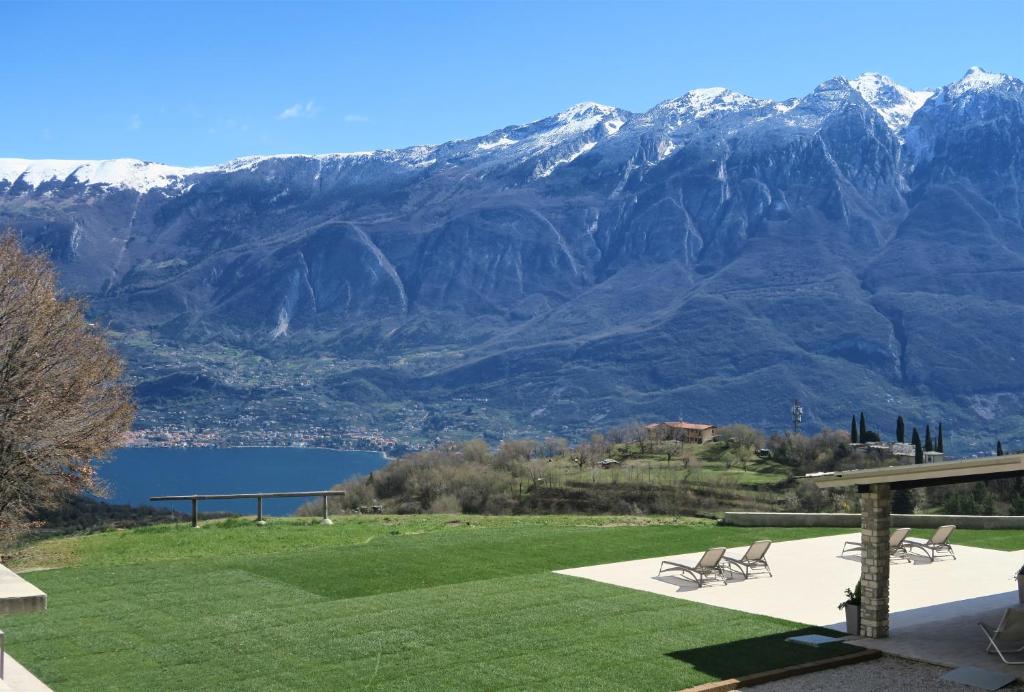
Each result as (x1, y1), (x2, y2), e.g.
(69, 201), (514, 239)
(652, 87), (772, 120)
(3, 68), (1021, 196)
(947, 66), (1017, 98)
(556, 101), (618, 121)
(847, 72), (934, 132)
(0, 158), (200, 192)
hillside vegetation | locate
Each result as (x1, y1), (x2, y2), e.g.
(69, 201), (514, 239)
(303, 425), (856, 517)
(308, 424), (1024, 518)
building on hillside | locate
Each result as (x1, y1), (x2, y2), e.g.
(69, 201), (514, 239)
(892, 440), (917, 462)
(850, 442), (945, 465)
(646, 421), (718, 444)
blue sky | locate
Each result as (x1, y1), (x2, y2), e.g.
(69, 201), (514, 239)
(3, 0), (1023, 166)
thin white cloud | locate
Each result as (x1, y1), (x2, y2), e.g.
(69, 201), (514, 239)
(344, 113), (369, 123)
(129, 114), (142, 130)
(279, 101), (318, 120)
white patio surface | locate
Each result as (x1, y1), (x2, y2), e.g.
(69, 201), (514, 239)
(556, 533), (1024, 677)
(0, 652), (52, 691)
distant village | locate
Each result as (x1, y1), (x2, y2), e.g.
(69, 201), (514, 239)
(124, 425), (406, 454)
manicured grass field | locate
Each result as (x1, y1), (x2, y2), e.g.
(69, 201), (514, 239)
(6, 516), (1022, 691)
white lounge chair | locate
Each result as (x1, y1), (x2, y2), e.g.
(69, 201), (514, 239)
(841, 527), (911, 558)
(658, 547), (728, 587)
(903, 525), (956, 561)
(724, 539), (772, 578)
(980, 608), (1024, 664)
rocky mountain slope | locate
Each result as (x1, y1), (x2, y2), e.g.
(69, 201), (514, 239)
(1, 67), (1021, 452)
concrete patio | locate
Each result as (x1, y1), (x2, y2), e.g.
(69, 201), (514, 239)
(556, 533), (1024, 679)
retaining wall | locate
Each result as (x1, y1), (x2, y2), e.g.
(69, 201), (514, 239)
(721, 512), (1024, 530)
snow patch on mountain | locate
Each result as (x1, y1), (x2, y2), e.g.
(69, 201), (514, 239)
(0, 158), (199, 192)
(534, 102), (622, 147)
(648, 87), (773, 124)
(534, 140), (597, 178)
(848, 72), (934, 132)
(949, 66), (1014, 97)
(476, 135), (518, 150)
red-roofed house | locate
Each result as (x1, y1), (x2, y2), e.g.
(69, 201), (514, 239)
(645, 421), (718, 444)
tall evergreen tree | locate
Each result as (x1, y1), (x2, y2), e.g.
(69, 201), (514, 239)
(896, 415), (905, 443)
(998, 440), (1005, 456)
(925, 424), (933, 452)
(892, 488), (916, 514)
(859, 412), (867, 443)
(850, 415), (858, 443)
(911, 427), (923, 464)
(937, 423), (944, 453)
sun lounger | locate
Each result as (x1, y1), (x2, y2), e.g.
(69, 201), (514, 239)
(980, 608), (1024, 664)
(658, 547), (728, 587)
(841, 527), (911, 558)
(724, 539), (772, 578)
(902, 524), (956, 561)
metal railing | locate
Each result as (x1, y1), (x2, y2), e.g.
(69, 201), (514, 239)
(149, 490), (346, 527)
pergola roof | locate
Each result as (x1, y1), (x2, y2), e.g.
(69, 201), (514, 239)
(808, 453), (1024, 490)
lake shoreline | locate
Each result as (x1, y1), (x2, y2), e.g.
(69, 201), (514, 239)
(123, 444), (391, 460)
(100, 447), (389, 514)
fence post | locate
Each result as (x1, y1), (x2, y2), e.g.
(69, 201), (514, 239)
(256, 496), (266, 526)
(320, 494), (333, 525)
(191, 498), (198, 528)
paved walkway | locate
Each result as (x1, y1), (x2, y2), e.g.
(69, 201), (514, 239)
(748, 655), (1023, 691)
(0, 652), (52, 691)
(850, 599), (1024, 680)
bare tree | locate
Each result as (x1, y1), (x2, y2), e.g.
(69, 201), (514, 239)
(0, 235), (134, 542)
(460, 439), (490, 464)
(663, 439), (682, 462)
(540, 436), (568, 458)
(621, 421), (649, 455)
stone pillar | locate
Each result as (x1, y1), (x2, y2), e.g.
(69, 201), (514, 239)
(859, 483), (890, 638)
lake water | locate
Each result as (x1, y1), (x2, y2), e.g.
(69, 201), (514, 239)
(98, 447), (388, 515)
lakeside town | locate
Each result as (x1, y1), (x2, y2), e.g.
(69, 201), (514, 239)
(124, 424), (406, 453)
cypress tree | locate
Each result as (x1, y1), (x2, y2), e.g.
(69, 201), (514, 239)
(911, 427), (921, 449)
(859, 412), (867, 444)
(925, 424), (933, 452)
(892, 488), (916, 514)
(937, 423), (944, 453)
(998, 440), (1004, 456)
(915, 438), (924, 464)
(896, 416), (905, 443)
(850, 415), (858, 443)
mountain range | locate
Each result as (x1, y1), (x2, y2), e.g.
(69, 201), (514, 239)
(1, 67), (1022, 453)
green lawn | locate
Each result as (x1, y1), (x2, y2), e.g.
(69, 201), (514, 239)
(6, 516), (1018, 691)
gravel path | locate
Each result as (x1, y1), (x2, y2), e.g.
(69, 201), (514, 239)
(747, 655), (1023, 691)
